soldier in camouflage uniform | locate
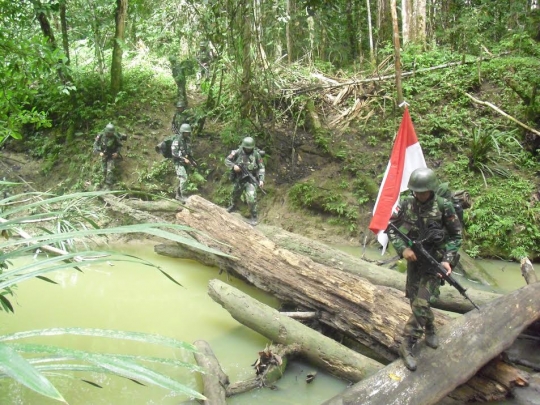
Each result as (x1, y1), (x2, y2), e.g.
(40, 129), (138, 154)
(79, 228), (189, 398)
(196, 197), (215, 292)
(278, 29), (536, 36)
(388, 168), (462, 371)
(196, 41), (214, 84)
(225, 137), (265, 225)
(93, 123), (123, 188)
(171, 100), (196, 135)
(171, 123), (195, 202)
(169, 55), (188, 106)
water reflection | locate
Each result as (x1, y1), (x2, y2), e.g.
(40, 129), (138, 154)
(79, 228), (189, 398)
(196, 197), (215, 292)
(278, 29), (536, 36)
(1, 242), (347, 405)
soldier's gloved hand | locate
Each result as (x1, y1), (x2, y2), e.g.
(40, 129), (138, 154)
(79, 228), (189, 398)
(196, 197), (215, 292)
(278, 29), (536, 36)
(440, 261), (452, 276)
(233, 165), (241, 173)
(402, 248), (417, 262)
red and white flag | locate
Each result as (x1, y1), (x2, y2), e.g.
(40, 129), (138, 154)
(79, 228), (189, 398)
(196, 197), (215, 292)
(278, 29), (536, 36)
(368, 108), (426, 253)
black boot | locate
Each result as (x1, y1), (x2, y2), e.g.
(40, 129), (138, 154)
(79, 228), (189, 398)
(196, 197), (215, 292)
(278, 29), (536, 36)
(175, 188), (186, 203)
(399, 337), (417, 371)
(425, 325), (439, 349)
(226, 204), (236, 213)
(249, 213), (258, 226)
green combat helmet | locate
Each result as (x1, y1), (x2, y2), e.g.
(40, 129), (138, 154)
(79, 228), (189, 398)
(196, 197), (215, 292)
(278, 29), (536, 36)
(408, 168), (438, 192)
(241, 136), (255, 152)
(179, 123), (191, 133)
(105, 123), (115, 134)
(176, 100), (186, 109)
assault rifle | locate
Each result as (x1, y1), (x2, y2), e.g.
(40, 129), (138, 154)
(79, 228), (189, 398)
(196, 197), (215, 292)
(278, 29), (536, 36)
(386, 222), (480, 310)
(238, 164), (266, 195)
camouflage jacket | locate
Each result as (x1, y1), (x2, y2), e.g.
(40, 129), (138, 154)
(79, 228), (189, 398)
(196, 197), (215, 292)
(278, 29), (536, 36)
(93, 132), (122, 156)
(171, 134), (192, 164)
(388, 194), (462, 264)
(171, 110), (196, 134)
(225, 148), (265, 182)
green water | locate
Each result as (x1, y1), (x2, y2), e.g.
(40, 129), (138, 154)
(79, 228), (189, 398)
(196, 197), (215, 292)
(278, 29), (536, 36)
(0, 242), (348, 405)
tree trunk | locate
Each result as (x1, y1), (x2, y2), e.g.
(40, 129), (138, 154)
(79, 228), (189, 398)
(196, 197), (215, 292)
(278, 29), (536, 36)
(390, 0), (404, 104)
(255, 224), (501, 313)
(240, 0), (252, 118)
(286, 0), (292, 64)
(366, 0), (375, 64)
(111, 0), (128, 98)
(60, 0), (70, 65)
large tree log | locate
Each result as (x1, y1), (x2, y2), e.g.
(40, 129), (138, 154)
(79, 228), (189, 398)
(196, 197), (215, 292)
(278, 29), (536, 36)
(207, 279), (384, 382)
(321, 282), (539, 405)
(256, 224), (500, 312)
(159, 196), (529, 401)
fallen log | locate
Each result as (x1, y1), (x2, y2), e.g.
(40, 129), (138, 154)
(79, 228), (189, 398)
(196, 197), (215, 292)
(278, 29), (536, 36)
(193, 340), (228, 405)
(208, 278), (384, 382)
(321, 282), (540, 405)
(256, 224), (500, 312)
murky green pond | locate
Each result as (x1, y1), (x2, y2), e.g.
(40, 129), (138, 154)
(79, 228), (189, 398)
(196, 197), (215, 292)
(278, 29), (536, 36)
(0, 242), (348, 404)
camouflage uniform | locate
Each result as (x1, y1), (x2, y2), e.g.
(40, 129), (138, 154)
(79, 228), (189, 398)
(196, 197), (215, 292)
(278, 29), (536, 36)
(390, 194), (462, 339)
(171, 125), (194, 201)
(169, 56), (188, 105)
(93, 124), (123, 187)
(171, 104), (196, 135)
(225, 140), (265, 222)
(197, 42), (214, 83)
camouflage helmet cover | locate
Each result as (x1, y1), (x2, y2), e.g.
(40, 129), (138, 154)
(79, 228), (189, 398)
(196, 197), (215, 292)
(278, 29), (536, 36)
(241, 136), (255, 151)
(408, 168), (438, 192)
(105, 123), (115, 134)
(179, 123), (192, 133)
(199, 41), (207, 48)
(176, 100), (186, 108)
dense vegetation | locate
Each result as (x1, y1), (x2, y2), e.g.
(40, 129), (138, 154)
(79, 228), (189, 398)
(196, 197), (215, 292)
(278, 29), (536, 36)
(1, 1), (539, 256)
(1, 0), (540, 401)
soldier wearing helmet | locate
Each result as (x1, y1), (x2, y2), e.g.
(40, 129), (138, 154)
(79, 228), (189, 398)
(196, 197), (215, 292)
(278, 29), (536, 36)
(196, 40), (215, 85)
(171, 100), (196, 135)
(93, 123), (125, 189)
(171, 123), (196, 202)
(224, 136), (266, 225)
(169, 53), (189, 106)
(387, 167), (462, 372)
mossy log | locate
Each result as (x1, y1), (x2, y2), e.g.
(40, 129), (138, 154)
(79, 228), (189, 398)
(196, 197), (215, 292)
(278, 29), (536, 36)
(207, 278), (384, 382)
(192, 340), (228, 405)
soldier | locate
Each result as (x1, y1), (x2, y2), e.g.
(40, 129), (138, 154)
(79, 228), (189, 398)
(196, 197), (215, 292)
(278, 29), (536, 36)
(225, 136), (265, 225)
(388, 168), (462, 371)
(169, 55), (188, 105)
(196, 41), (214, 84)
(171, 123), (196, 202)
(93, 123), (124, 189)
(171, 100), (196, 135)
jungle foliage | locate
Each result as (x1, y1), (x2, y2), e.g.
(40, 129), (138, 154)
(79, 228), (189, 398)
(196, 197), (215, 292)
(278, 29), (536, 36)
(1, 0), (540, 401)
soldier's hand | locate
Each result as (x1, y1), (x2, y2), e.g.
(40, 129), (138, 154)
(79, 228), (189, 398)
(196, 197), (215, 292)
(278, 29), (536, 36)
(440, 261), (452, 276)
(184, 158), (190, 165)
(112, 153), (118, 159)
(402, 248), (417, 262)
(99, 152), (104, 157)
(233, 165), (241, 173)
(259, 181), (264, 188)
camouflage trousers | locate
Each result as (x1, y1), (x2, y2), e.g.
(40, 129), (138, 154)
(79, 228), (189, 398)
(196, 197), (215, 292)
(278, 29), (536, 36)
(100, 157), (117, 186)
(231, 180), (257, 216)
(174, 162), (188, 196)
(403, 263), (441, 340)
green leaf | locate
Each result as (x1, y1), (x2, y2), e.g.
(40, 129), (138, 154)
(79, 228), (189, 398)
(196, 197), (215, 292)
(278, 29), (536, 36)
(0, 342), (66, 403)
